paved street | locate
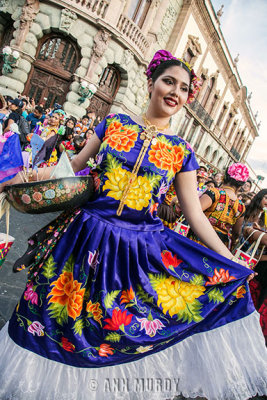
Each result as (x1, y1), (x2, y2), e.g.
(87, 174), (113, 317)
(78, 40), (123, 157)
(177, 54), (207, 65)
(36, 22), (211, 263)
(0, 208), (59, 329)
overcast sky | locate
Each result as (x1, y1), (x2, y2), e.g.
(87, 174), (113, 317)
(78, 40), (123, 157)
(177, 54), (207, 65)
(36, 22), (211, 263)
(211, 0), (267, 185)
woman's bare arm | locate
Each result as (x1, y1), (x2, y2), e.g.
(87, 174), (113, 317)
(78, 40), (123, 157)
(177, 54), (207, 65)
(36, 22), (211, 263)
(174, 170), (233, 259)
(71, 133), (101, 173)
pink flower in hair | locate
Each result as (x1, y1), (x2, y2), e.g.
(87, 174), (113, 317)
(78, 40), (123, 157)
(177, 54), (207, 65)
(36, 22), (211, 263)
(146, 49), (202, 104)
(227, 163), (249, 182)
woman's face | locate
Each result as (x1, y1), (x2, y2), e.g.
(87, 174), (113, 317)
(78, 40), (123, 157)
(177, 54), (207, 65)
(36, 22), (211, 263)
(214, 173), (223, 184)
(260, 194), (267, 210)
(49, 113), (60, 127)
(66, 119), (75, 129)
(148, 65), (190, 117)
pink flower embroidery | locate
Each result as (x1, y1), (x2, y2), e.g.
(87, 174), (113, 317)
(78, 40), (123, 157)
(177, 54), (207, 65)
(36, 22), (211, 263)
(24, 283), (38, 305)
(158, 182), (168, 196)
(88, 249), (99, 271)
(137, 316), (165, 337)
(28, 321), (44, 336)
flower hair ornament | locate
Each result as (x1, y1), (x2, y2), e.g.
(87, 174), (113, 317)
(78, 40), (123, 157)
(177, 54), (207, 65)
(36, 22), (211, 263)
(145, 49), (202, 104)
(227, 163), (250, 182)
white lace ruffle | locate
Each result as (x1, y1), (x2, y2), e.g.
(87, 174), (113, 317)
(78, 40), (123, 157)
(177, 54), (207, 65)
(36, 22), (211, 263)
(0, 311), (266, 400)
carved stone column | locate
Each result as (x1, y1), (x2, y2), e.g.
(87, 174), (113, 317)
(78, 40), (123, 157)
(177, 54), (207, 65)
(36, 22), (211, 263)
(13, 0), (39, 49)
(183, 117), (194, 141)
(85, 29), (111, 81)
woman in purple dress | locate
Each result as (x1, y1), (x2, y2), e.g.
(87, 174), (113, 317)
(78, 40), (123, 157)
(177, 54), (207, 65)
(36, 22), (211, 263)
(0, 50), (266, 400)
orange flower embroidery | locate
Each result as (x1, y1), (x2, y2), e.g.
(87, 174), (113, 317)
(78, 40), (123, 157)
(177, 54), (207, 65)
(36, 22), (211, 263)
(206, 268), (236, 286)
(86, 300), (103, 325)
(148, 141), (184, 175)
(47, 271), (85, 320)
(149, 202), (159, 215)
(99, 343), (114, 357)
(236, 285), (246, 299)
(120, 287), (135, 304)
(104, 121), (138, 152)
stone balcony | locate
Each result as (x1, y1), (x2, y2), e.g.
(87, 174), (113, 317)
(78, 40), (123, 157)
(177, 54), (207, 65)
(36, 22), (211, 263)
(230, 146), (241, 161)
(188, 99), (213, 129)
(53, 0), (150, 58)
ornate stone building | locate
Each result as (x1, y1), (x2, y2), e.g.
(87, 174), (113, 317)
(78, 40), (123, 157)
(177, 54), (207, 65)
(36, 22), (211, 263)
(0, 0), (259, 175)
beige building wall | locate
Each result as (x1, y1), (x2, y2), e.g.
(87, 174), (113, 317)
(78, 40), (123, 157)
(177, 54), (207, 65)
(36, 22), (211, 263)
(0, 0), (259, 175)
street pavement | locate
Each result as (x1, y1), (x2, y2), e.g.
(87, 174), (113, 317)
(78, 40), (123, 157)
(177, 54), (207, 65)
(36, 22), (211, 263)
(0, 207), (59, 329)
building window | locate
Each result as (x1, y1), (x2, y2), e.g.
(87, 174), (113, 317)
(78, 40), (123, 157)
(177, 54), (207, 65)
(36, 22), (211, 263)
(179, 114), (191, 137)
(194, 128), (205, 152)
(201, 77), (214, 109)
(187, 122), (198, 143)
(222, 113), (233, 135)
(127, 0), (151, 28)
(216, 105), (227, 127)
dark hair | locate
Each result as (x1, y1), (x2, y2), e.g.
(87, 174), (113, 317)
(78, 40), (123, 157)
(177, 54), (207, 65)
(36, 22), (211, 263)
(82, 115), (89, 120)
(206, 179), (216, 186)
(35, 105), (43, 114)
(21, 98), (28, 105)
(150, 59), (192, 83)
(65, 116), (77, 126)
(223, 169), (245, 189)
(244, 189), (267, 221)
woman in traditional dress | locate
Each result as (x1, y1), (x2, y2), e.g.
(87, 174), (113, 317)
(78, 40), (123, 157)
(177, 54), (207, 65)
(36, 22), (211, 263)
(0, 50), (266, 400)
(238, 189), (267, 345)
(189, 163), (247, 249)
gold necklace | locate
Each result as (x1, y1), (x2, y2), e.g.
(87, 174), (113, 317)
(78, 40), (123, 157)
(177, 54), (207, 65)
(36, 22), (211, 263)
(142, 114), (170, 132)
(116, 115), (169, 216)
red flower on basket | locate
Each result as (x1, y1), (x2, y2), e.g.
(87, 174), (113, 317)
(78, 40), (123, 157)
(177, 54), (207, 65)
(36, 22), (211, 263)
(98, 343), (114, 357)
(161, 250), (183, 269)
(61, 337), (75, 352)
(206, 268), (236, 286)
(103, 308), (133, 331)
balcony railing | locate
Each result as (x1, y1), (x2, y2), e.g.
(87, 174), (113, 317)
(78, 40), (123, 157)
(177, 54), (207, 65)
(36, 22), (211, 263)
(61, 1), (149, 57)
(230, 146), (241, 161)
(116, 14), (149, 55)
(71, 0), (109, 18)
(188, 99), (213, 129)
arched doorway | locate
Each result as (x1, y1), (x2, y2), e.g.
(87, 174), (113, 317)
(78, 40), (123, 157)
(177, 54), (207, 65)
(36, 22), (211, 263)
(203, 145), (211, 160)
(0, 13), (15, 72)
(88, 65), (121, 120)
(24, 34), (81, 109)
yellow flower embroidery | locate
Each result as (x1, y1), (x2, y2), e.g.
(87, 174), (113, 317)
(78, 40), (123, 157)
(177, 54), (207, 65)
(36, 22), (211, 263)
(103, 166), (152, 211)
(155, 277), (205, 317)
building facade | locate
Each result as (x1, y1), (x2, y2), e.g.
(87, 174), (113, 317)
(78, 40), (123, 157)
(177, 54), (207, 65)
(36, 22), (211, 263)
(0, 0), (259, 176)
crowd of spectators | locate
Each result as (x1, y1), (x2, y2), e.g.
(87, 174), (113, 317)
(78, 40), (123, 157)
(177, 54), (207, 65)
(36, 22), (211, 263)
(0, 94), (101, 164)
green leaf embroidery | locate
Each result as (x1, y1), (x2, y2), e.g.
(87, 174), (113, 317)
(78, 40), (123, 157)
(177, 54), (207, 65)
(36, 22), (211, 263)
(105, 153), (122, 172)
(179, 142), (191, 157)
(62, 254), (75, 273)
(47, 303), (68, 326)
(106, 114), (119, 126)
(148, 273), (166, 291)
(104, 290), (120, 309)
(123, 124), (141, 134)
(104, 332), (121, 343)
(73, 319), (85, 336)
(208, 288), (225, 304)
(143, 172), (162, 190)
(176, 299), (203, 323)
(136, 284), (155, 304)
(190, 274), (205, 286)
(157, 135), (172, 146)
(42, 255), (57, 280)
